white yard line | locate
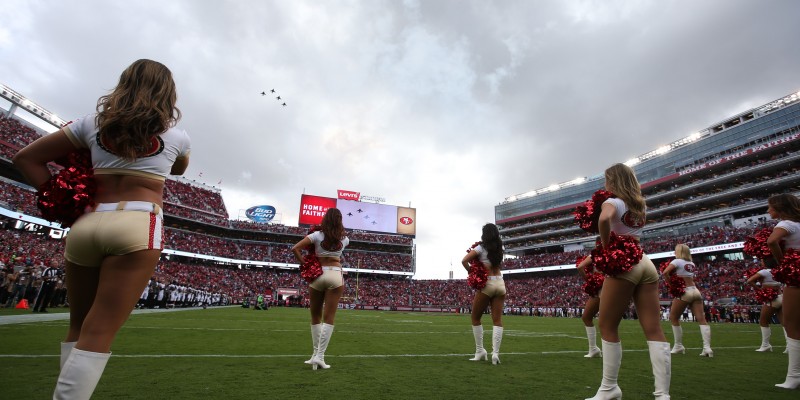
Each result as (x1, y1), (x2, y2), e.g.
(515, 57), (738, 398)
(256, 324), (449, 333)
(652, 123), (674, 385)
(0, 346), (775, 359)
(0, 306), (233, 326)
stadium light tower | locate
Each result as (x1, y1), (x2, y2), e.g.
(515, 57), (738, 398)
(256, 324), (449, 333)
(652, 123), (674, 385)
(1, 82), (68, 128)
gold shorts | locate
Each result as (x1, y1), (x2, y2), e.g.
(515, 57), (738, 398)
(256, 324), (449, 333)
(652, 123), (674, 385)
(64, 202), (164, 267)
(678, 286), (703, 303)
(480, 277), (506, 298)
(614, 254), (658, 285)
(770, 294), (783, 309)
(309, 267), (343, 291)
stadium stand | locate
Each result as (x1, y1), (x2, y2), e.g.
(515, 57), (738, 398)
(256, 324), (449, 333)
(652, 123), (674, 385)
(3, 90), (799, 321)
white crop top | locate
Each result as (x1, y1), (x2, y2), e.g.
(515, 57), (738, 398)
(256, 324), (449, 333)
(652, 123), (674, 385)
(758, 269), (781, 287)
(775, 220), (800, 250)
(473, 244), (504, 269)
(603, 198), (645, 238)
(670, 259), (695, 278)
(307, 231), (349, 258)
(64, 114), (191, 182)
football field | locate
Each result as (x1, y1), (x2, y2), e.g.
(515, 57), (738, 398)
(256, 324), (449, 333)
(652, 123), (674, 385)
(0, 306), (794, 399)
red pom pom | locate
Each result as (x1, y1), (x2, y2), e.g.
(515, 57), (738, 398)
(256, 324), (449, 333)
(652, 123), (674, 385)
(658, 259), (671, 274)
(744, 267), (762, 282)
(754, 286), (779, 304)
(299, 225), (327, 283)
(743, 228), (782, 259)
(590, 233), (643, 276)
(577, 255), (603, 295)
(300, 254), (323, 283)
(467, 260), (488, 290)
(466, 242), (487, 290)
(582, 273), (604, 296)
(36, 150), (96, 228)
(773, 249), (800, 286)
(658, 259), (686, 298)
(574, 190), (616, 233)
(666, 275), (686, 298)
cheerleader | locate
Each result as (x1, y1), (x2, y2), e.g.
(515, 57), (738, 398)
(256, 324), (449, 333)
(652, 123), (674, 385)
(586, 164), (670, 400)
(462, 223), (505, 365)
(746, 265), (783, 352)
(292, 208), (349, 370)
(661, 244), (712, 357)
(577, 256), (602, 358)
(765, 194), (800, 389)
(14, 59), (190, 399)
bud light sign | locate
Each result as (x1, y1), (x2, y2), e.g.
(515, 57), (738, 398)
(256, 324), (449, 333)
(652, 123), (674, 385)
(245, 205), (276, 223)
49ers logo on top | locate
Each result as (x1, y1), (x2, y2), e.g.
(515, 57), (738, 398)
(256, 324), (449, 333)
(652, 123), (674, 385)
(337, 190), (360, 201)
(621, 211), (645, 229)
(684, 263), (695, 273)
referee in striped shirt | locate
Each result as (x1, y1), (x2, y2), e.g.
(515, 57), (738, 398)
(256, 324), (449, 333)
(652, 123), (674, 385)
(33, 265), (59, 313)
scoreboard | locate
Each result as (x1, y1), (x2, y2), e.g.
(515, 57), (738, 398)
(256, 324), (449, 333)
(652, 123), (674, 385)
(298, 194), (416, 236)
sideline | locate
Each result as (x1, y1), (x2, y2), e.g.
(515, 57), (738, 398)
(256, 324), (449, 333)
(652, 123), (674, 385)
(0, 306), (236, 326)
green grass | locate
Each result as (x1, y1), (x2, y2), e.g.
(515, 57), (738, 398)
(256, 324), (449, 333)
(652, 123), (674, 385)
(0, 306), (795, 399)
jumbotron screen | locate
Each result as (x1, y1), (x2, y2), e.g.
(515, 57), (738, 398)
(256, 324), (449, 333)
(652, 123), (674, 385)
(298, 194), (416, 236)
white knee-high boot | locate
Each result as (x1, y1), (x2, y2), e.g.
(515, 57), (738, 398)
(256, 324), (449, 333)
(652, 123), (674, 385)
(60, 342), (76, 370)
(53, 348), (110, 400)
(670, 326), (685, 354)
(469, 325), (487, 361)
(311, 323), (334, 370)
(491, 326), (503, 365)
(776, 337), (800, 389)
(648, 341), (672, 400)
(586, 340), (622, 400)
(699, 325), (713, 357)
(585, 326), (601, 358)
(304, 324), (322, 364)
(757, 326), (773, 352)
(784, 328), (790, 354)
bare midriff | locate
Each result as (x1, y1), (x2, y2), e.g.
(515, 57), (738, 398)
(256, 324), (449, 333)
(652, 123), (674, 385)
(94, 174), (164, 207)
(318, 256), (342, 267)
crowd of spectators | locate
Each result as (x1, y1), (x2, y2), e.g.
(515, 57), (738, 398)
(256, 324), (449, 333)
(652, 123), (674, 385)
(164, 179), (228, 218)
(0, 116), (43, 160)
(230, 220), (307, 235)
(228, 220), (413, 245)
(163, 228), (413, 271)
(0, 179), (39, 216)
(500, 223), (776, 270)
(0, 225), (777, 313)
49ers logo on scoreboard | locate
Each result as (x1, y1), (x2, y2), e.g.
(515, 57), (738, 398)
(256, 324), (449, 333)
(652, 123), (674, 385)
(399, 216), (413, 225)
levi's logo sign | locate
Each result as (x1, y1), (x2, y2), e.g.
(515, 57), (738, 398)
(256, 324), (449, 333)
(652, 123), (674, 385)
(337, 190), (360, 200)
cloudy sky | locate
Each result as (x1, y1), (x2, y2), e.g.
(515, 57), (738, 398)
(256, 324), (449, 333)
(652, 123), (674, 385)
(2, 0), (799, 279)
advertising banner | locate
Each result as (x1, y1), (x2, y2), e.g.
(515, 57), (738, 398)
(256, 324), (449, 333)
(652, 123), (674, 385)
(337, 189), (360, 201)
(298, 195), (338, 225)
(245, 205), (276, 223)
